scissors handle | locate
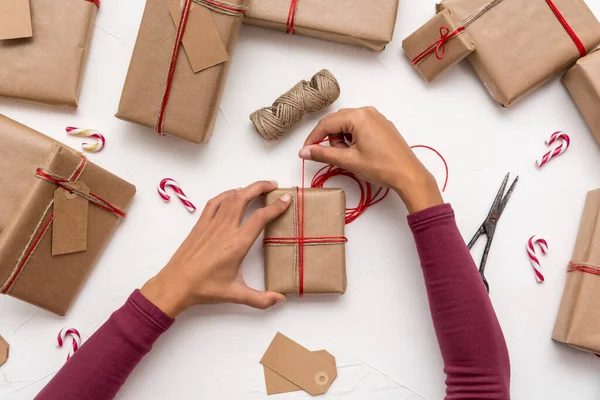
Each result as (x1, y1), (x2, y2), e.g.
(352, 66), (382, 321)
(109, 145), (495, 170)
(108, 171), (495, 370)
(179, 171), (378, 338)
(478, 236), (494, 293)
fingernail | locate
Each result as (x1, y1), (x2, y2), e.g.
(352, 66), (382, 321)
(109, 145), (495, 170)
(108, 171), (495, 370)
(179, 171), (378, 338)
(280, 193), (291, 202)
(298, 148), (311, 159)
(269, 180), (278, 187)
(275, 297), (287, 305)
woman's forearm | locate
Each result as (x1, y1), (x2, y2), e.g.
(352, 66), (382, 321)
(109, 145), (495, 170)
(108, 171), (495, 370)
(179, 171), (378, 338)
(409, 204), (511, 400)
(35, 290), (174, 400)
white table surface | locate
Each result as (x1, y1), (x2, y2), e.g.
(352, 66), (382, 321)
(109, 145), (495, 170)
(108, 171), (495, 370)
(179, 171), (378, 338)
(2, 1), (600, 398)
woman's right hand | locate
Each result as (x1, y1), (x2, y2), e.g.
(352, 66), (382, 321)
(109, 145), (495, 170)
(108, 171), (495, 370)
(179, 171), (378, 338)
(299, 107), (443, 213)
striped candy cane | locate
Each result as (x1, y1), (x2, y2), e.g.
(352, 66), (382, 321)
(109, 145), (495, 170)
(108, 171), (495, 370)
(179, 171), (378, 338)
(57, 328), (82, 361)
(158, 178), (196, 213)
(66, 127), (106, 152)
(527, 236), (548, 283)
(537, 131), (570, 168)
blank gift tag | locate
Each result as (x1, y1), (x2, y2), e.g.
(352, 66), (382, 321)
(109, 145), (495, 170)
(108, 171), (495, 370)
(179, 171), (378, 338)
(0, 0), (33, 40)
(52, 182), (90, 256)
(0, 335), (8, 367)
(263, 350), (337, 395)
(260, 333), (337, 396)
(170, 0), (229, 73)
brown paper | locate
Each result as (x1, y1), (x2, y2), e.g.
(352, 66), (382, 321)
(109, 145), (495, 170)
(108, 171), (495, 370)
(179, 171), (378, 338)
(117, 0), (247, 144)
(0, 335), (8, 367)
(264, 350), (336, 395)
(0, 115), (136, 316)
(0, 0), (33, 40)
(261, 333), (337, 396)
(436, 0), (600, 106)
(553, 189), (600, 354)
(244, 0), (399, 52)
(263, 188), (347, 296)
(0, 0), (97, 108)
(563, 50), (600, 147)
(52, 182), (90, 256)
(169, 0), (229, 73)
(402, 10), (476, 83)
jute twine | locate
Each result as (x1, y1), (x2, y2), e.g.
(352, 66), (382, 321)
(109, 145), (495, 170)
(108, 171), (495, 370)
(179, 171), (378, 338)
(250, 69), (340, 141)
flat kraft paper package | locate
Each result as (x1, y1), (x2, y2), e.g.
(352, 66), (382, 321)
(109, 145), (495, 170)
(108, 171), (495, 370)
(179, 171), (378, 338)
(553, 189), (600, 354)
(0, 0), (98, 108)
(263, 188), (346, 296)
(436, 0), (600, 106)
(244, 0), (399, 52)
(402, 9), (476, 82)
(117, 0), (247, 144)
(0, 335), (8, 367)
(0, 115), (136, 316)
(563, 50), (600, 147)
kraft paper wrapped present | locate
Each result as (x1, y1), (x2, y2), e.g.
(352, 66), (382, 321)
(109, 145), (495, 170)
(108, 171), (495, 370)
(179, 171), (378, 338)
(117, 0), (247, 144)
(553, 189), (600, 354)
(244, 0), (399, 51)
(0, 0), (98, 108)
(263, 188), (347, 296)
(0, 115), (136, 316)
(436, 0), (600, 106)
(563, 50), (600, 147)
(402, 9), (476, 82)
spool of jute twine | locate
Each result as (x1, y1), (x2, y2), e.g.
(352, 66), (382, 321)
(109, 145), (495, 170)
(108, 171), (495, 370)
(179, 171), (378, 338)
(250, 69), (341, 141)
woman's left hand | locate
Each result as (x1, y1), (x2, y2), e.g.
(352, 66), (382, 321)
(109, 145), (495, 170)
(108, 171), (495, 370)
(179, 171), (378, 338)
(141, 181), (291, 317)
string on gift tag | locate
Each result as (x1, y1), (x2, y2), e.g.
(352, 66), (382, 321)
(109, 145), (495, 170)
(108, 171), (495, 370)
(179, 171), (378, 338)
(156, 0), (246, 134)
(57, 328), (82, 361)
(537, 131), (570, 168)
(286, 0), (300, 34)
(527, 236), (548, 283)
(66, 127), (105, 153)
(411, 26), (467, 66)
(158, 178), (197, 213)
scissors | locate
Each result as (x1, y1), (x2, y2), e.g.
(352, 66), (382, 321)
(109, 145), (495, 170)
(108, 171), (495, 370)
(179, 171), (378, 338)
(467, 173), (518, 293)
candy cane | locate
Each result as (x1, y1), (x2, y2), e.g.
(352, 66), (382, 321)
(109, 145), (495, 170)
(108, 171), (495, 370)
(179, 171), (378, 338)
(537, 131), (570, 168)
(158, 178), (196, 213)
(527, 236), (548, 283)
(57, 328), (82, 361)
(66, 127), (106, 152)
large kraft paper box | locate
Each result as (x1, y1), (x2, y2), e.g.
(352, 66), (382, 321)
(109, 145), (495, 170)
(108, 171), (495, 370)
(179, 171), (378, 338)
(0, 0), (98, 108)
(244, 0), (399, 51)
(264, 189), (347, 296)
(117, 0), (247, 144)
(553, 190), (600, 354)
(0, 115), (136, 316)
(563, 50), (600, 147)
(436, 0), (600, 107)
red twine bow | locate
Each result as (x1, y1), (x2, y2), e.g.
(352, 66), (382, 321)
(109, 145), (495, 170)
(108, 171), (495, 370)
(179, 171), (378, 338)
(411, 26), (466, 66)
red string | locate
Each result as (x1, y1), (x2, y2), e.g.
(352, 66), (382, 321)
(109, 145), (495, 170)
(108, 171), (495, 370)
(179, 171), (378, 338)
(411, 26), (466, 65)
(86, 0), (100, 7)
(410, 145), (449, 192)
(545, 0), (586, 58)
(286, 0), (299, 34)
(568, 262), (600, 276)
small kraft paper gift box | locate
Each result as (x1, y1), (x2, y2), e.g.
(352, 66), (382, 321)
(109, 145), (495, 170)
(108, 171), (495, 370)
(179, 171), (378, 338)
(0, 0), (98, 108)
(263, 188), (347, 296)
(402, 9), (476, 82)
(117, 0), (247, 144)
(563, 50), (600, 147)
(553, 190), (600, 354)
(436, 0), (600, 106)
(244, 0), (399, 52)
(0, 115), (136, 316)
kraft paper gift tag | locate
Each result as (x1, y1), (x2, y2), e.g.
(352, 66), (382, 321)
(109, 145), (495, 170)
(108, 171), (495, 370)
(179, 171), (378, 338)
(170, 0), (229, 73)
(0, 335), (9, 367)
(52, 182), (90, 256)
(261, 333), (337, 396)
(0, 0), (33, 40)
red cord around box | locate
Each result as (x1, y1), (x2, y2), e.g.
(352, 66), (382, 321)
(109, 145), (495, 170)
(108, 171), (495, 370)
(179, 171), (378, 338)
(286, 0), (299, 34)
(545, 0), (586, 58)
(411, 26), (466, 66)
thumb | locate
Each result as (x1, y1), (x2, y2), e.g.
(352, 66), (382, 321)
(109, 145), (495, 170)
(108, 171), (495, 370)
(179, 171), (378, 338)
(299, 145), (354, 168)
(236, 287), (286, 310)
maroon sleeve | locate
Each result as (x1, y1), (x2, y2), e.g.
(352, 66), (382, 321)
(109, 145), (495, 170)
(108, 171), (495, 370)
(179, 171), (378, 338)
(408, 204), (511, 400)
(35, 290), (174, 400)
